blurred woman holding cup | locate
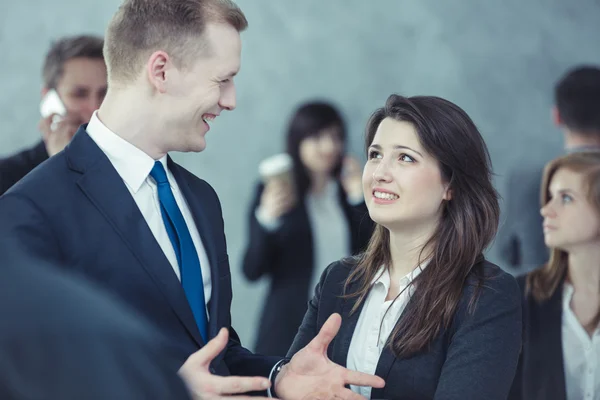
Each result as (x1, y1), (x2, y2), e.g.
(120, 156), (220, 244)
(242, 101), (374, 357)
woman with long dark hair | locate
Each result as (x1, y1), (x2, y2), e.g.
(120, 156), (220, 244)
(242, 101), (374, 357)
(510, 152), (600, 400)
(282, 94), (522, 399)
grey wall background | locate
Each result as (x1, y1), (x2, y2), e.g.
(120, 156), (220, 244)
(2, 0), (600, 349)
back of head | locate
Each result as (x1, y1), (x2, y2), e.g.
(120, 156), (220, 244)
(42, 34), (104, 89)
(104, 0), (247, 85)
(555, 65), (600, 137)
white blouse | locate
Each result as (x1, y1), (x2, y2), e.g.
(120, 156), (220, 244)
(346, 265), (425, 399)
(562, 283), (600, 400)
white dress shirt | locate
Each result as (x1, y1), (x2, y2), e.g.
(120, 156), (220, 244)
(347, 265), (425, 399)
(562, 284), (600, 400)
(86, 111), (212, 317)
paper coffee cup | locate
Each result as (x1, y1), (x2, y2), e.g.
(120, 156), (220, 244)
(258, 153), (293, 183)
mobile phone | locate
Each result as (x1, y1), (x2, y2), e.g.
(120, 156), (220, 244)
(40, 89), (67, 118)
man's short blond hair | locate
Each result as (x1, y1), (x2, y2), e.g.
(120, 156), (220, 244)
(104, 0), (247, 84)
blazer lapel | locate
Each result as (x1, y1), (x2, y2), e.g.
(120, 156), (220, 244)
(331, 276), (366, 367)
(331, 270), (404, 400)
(67, 128), (205, 347)
(528, 288), (566, 399)
(168, 158), (221, 340)
(369, 293), (419, 400)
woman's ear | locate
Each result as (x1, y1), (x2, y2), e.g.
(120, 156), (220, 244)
(443, 185), (452, 201)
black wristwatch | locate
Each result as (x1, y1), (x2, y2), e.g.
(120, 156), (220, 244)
(268, 358), (291, 398)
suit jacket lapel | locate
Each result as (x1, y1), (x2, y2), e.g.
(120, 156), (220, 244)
(369, 293), (419, 400)
(332, 269), (415, 400)
(67, 128), (205, 347)
(331, 276), (365, 367)
(528, 287), (566, 399)
(168, 158), (221, 340)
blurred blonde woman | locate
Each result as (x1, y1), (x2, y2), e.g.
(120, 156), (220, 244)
(510, 152), (600, 400)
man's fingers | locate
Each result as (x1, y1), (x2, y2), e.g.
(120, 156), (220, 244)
(228, 397), (271, 400)
(39, 116), (54, 136)
(52, 123), (78, 138)
(213, 375), (271, 395)
(308, 313), (342, 353)
(342, 369), (385, 389)
(335, 387), (368, 400)
(48, 112), (82, 134)
(45, 118), (78, 135)
(193, 328), (229, 367)
(228, 397), (272, 400)
(61, 113), (83, 124)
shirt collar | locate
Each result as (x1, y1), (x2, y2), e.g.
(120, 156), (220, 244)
(562, 283), (600, 336)
(562, 283), (574, 309)
(86, 111), (166, 193)
(372, 260), (429, 292)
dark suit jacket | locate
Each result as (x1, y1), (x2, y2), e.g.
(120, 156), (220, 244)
(0, 251), (191, 400)
(242, 182), (374, 356)
(0, 126), (279, 379)
(496, 165), (548, 272)
(509, 274), (566, 400)
(0, 140), (48, 195)
(288, 259), (522, 400)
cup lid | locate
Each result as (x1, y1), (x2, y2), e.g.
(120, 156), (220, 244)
(259, 153), (293, 177)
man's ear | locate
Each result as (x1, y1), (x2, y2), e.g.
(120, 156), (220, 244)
(146, 51), (170, 94)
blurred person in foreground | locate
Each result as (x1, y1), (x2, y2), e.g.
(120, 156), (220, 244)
(0, 245), (191, 400)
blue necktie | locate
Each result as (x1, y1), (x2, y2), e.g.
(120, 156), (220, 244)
(150, 161), (208, 342)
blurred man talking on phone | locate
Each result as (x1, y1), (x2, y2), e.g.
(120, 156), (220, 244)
(0, 35), (107, 195)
